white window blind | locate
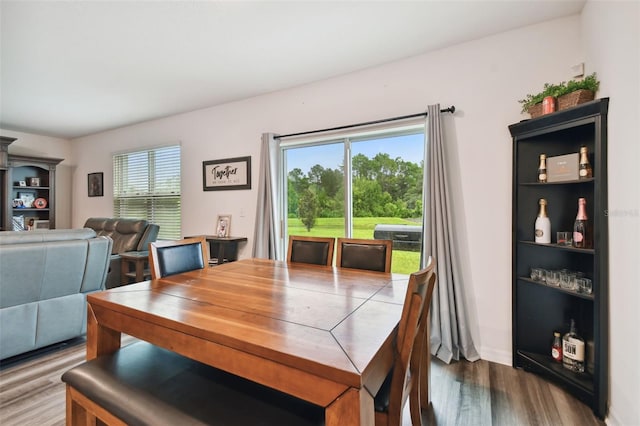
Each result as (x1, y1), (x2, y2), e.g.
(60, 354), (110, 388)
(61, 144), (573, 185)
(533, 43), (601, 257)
(113, 145), (181, 240)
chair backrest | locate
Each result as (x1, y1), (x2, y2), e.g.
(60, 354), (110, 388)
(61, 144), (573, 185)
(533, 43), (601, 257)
(287, 236), (335, 266)
(149, 237), (209, 279)
(385, 257), (437, 425)
(335, 238), (392, 272)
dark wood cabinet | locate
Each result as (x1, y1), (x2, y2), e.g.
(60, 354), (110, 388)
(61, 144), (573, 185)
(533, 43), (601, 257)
(509, 98), (608, 418)
(0, 137), (63, 231)
(185, 235), (248, 265)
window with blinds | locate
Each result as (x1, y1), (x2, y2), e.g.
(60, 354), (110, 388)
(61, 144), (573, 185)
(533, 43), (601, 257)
(113, 145), (181, 240)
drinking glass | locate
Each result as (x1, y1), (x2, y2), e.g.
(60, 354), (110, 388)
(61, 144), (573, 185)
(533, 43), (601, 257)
(560, 270), (576, 290)
(546, 270), (560, 286)
(556, 231), (573, 246)
(530, 268), (544, 281)
(576, 277), (593, 294)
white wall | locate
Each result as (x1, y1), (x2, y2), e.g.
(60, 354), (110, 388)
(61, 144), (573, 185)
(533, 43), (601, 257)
(582, 2), (640, 425)
(71, 15), (583, 367)
(0, 129), (74, 229)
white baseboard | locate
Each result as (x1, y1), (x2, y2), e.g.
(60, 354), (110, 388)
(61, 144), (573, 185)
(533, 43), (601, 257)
(478, 346), (512, 366)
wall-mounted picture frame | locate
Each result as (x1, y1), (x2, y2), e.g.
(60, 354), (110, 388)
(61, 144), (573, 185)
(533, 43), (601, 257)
(216, 214), (232, 238)
(203, 156), (251, 191)
(88, 172), (104, 197)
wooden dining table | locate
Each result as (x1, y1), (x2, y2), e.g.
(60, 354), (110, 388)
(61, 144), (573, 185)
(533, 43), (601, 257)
(86, 258), (411, 425)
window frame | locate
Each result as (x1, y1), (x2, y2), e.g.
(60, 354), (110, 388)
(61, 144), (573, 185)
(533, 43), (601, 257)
(279, 121), (425, 256)
(112, 144), (182, 240)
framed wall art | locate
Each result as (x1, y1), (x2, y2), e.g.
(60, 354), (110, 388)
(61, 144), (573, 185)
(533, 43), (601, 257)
(203, 156), (251, 191)
(88, 172), (104, 197)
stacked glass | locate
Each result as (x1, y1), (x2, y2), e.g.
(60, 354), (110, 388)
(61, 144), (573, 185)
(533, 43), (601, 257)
(529, 268), (592, 294)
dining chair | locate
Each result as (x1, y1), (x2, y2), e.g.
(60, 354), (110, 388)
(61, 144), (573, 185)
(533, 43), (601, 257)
(148, 236), (209, 279)
(287, 235), (335, 266)
(374, 257), (437, 426)
(335, 238), (392, 273)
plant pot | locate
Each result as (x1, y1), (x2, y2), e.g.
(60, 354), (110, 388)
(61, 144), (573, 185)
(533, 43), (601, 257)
(527, 102), (544, 118)
(557, 89), (595, 110)
(528, 89), (596, 118)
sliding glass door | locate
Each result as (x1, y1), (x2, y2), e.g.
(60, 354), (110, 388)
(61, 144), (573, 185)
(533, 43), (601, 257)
(282, 126), (425, 274)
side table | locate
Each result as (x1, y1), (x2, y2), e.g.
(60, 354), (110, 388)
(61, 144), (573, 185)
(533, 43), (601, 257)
(185, 236), (248, 266)
(120, 251), (151, 285)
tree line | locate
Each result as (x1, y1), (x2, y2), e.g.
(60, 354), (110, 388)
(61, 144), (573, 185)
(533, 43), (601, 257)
(288, 153), (424, 230)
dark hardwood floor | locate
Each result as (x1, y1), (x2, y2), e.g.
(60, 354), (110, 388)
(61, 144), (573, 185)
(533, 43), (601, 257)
(0, 337), (604, 426)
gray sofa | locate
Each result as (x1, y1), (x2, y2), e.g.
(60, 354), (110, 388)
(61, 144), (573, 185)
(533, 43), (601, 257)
(0, 228), (112, 360)
(83, 218), (159, 289)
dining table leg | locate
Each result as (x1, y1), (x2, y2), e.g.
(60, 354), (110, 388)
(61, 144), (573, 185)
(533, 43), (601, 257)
(85, 303), (121, 361)
(325, 387), (374, 426)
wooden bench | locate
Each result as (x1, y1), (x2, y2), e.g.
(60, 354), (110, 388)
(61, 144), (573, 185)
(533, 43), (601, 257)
(62, 342), (324, 426)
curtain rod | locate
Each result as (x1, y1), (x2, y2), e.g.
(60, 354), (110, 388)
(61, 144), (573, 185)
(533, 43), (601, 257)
(274, 106), (455, 140)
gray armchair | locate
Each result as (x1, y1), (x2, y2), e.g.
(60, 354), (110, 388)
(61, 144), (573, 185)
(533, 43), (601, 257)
(84, 218), (159, 288)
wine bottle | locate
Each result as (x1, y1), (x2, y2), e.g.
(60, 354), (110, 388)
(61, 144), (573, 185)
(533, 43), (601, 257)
(562, 319), (585, 373)
(573, 198), (589, 248)
(535, 198), (551, 244)
(552, 331), (563, 362)
(579, 146), (593, 179)
(537, 154), (547, 183)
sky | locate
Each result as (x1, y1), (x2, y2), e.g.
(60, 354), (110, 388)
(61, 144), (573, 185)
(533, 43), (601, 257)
(285, 133), (425, 173)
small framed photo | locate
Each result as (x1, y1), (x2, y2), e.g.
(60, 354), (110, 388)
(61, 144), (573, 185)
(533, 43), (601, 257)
(216, 214), (232, 238)
(28, 177), (41, 187)
(17, 180), (27, 187)
(12, 215), (25, 231)
(88, 172), (104, 197)
(32, 220), (50, 230)
(18, 192), (35, 208)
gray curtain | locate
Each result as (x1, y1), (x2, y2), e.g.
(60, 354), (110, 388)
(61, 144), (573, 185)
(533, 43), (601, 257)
(252, 133), (282, 260)
(423, 104), (479, 363)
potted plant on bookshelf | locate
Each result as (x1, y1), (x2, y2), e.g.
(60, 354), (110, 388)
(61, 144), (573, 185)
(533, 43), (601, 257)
(519, 73), (600, 118)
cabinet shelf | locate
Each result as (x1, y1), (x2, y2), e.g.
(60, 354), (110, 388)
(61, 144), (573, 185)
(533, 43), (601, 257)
(12, 186), (50, 190)
(517, 350), (593, 397)
(518, 277), (594, 300)
(519, 178), (594, 186)
(518, 240), (594, 254)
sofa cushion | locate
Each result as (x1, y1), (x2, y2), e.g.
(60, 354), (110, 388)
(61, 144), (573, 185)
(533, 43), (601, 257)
(0, 304), (37, 359)
(35, 294), (85, 346)
(0, 239), (94, 308)
(0, 228), (96, 245)
(84, 218), (149, 254)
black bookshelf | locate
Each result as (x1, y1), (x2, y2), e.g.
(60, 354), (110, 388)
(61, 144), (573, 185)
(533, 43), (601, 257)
(509, 98), (609, 418)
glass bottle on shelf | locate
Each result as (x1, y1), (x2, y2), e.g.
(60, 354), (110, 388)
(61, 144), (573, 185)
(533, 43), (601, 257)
(535, 198), (551, 244)
(562, 319), (585, 373)
(573, 198), (589, 248)
(552, 331), (563, 362)
(579, 146), (593, 179)
(537, 154), (547, 183)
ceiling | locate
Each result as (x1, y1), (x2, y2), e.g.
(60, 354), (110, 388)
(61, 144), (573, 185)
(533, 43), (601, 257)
(0, 1), (585, 139)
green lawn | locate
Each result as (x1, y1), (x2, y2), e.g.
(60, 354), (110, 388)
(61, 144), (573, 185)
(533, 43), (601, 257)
(287, 217), (422, 274)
